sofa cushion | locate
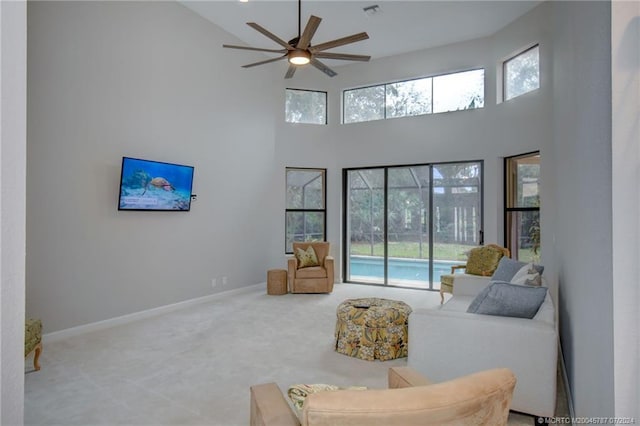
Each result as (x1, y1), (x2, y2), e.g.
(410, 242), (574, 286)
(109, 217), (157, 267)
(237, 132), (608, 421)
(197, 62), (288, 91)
(295, 266), (327, 279)
(440, 296), (475, 312)
(465, 245), (505, 276)
(534, 291), (556, 325)
(467, 281), (547, 319)
(296, 246), (319, 268)
(491, 257), (544, 282)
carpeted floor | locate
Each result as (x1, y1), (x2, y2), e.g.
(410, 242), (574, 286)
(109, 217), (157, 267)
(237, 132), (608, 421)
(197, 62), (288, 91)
(25, 283), (563, 425)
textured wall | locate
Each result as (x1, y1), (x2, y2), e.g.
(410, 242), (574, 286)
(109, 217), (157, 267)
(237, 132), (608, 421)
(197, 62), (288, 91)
(612, 0), (640, 418)
(551, 0), (615, 418)
(1, 0), (27, 424)
(26, 1), (282, 332)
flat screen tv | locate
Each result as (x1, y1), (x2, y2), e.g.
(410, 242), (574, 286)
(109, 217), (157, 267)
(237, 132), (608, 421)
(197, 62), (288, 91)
(118, 157), (195, 211)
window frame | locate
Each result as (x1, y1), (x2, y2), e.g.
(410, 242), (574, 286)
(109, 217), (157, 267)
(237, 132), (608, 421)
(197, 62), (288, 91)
(285, 167), (327, 254)
(285, 88), (328, 125)
(342, 159), (484, 290)
(502, 44), (540, 102)
(503, 151), (540, 261)
(342, 68), (485, 124)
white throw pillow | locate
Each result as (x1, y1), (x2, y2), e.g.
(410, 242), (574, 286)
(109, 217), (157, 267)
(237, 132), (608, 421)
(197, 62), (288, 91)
(511, 263), (542, 286)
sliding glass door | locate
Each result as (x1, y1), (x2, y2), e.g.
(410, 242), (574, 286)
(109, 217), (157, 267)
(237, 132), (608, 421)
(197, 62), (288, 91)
(344, 161), (482, 290)
(432, 163), (483, 281)
(386, 166), (431, 287)
(345, 169), (386, 284)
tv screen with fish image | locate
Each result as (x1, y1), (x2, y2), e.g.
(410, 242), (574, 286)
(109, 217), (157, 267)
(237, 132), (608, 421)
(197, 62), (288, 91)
(118, 157), (195, 211)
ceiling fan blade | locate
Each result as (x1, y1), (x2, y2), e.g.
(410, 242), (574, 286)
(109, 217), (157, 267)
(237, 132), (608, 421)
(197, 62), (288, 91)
(314, 52), (371, 62)
(223, 44), (288, 54)
(310, 58), (337, 77)
(284, 64), (297, 79)
(247, 23), (294, 50)
(242, 54), (288, 69)
(309, 32), (369, 53)
(297, 15), (322, 50)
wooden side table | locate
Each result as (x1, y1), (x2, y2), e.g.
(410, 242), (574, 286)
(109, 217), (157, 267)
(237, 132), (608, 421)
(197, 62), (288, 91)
(267, 269), (288, 295)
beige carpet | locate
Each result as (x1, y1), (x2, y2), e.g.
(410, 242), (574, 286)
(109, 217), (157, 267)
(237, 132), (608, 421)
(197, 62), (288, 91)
(25, 283), (561, 425)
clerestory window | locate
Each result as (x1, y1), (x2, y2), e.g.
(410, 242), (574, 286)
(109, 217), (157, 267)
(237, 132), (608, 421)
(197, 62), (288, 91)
(503, 45), (540, 101)
(285, 89), (327, 125)
(343, 69), (484, 124)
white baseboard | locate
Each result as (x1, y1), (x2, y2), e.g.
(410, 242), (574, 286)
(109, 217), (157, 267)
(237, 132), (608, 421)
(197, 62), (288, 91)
(43, 283), (264, 343)
(559, 342), (576, 422)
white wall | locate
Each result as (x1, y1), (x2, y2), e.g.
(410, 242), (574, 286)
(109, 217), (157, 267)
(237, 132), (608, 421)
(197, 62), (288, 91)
(612, 0), (640, 418)
(550, 0), (615, 417)
(276, 2), (555, 285)
(0, 0), (27, 424)
(26, 1), (283, 332)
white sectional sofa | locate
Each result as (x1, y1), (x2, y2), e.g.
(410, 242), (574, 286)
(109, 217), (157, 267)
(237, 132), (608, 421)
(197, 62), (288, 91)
(408, 275), (558, 418)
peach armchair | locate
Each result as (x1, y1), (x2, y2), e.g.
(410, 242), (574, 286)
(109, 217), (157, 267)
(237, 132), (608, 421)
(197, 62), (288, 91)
(250, 366), (516, 426)
(288, 242), (334, 293)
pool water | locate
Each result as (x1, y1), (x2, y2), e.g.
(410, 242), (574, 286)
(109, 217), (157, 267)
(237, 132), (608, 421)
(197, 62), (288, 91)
(349, 255), (462, 283)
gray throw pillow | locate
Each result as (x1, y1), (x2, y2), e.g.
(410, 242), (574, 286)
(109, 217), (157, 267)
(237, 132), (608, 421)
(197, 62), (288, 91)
(467, 281), (547, 319)
(491, 257), (544, 282)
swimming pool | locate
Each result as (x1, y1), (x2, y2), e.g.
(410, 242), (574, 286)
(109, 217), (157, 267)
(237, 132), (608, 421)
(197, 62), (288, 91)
(348, 255), (463, 283)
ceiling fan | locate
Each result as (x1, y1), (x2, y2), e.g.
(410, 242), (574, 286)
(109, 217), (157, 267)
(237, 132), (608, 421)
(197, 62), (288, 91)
(223, 0), (370, 79)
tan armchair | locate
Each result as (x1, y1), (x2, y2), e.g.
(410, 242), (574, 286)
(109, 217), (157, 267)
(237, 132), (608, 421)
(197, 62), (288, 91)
(250, 366), (516, 426)
(288, 242), (334, 293)
(439, 243), (510, 303)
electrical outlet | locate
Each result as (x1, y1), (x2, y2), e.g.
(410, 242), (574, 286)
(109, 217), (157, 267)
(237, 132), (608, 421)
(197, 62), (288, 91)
(211, 278), (217, 288)
(222, 276), (228, 286)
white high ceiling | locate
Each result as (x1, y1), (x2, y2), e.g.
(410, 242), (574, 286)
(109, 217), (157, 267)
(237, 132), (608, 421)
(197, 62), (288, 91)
(181, 0), (541, 67)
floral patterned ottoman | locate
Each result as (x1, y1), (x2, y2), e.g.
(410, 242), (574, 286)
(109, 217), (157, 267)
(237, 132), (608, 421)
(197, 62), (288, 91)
(334, 298), (412, 361)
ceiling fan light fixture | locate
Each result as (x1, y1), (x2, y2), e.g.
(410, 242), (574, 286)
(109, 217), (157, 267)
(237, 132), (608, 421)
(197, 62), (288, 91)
(288, 50), (311, 65)
(223, 0), (369, 78)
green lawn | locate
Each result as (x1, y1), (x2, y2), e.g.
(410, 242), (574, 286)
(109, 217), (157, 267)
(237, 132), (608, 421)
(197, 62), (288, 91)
(350, 242), (472, 261)
(350, 241), (539, 263)
(351, 242), (540, 263)
(517, 248), (540, 263)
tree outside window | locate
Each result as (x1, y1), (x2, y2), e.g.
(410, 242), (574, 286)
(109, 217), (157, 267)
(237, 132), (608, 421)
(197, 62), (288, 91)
(504, 45), (540, 101)
(285, 89), (327, 125)
(344, 86), (385, 123)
